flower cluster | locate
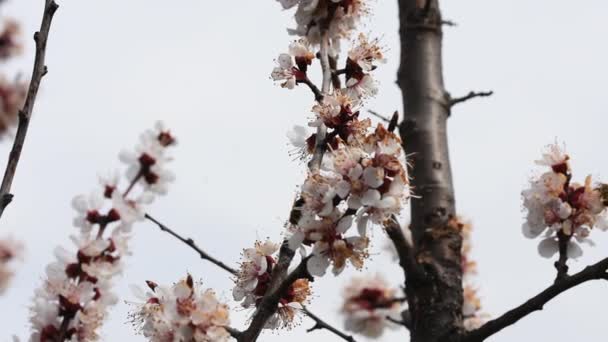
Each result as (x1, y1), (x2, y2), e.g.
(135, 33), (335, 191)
(29, 123), (176, 342)
(522, 144), (608, 258)
(278, 0), (369, 56)
(0, 236), (23, 294)
(271, 34), (383, 105)
(129, 275), (231, 342)
(232, 240), (312, 329)
(271, 39), (314, 89)
(273, 0), (408, 278)
(288, 122), (409, 276)
(340, 274), (402, 338)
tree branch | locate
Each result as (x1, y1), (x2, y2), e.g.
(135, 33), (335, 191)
(238, 256), (312, 341)
(225, 326), (243, 339)
(302, 306), (356, 342)
(144, 213), (238, 275)
(386, 315), (412, 330)
(384, 216), (425, 282)
(554, 231), (569, 282)
(463, 257), (608, 342)
(0, 0), (58, 221)
(448, 90), (493, 107)
(297, 77), (323, 102)
(328, 55), (342, 89)
(308, 29), (332, 172)
(397, 1), (463, 340)
(145, 213), (335, 342)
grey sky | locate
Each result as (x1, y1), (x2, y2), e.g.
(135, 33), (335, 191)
(1, 0), (608, 341)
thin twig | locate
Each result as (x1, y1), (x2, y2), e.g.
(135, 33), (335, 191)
(448, 90), (494, 107)
(0, 0), (58, 221)
(441, 19), (458, 26)
(367, 109), (391, 123)
(328, 55), (342, 89)
(463, 257), (608, 342)
(297, 77), (323, 102)
(144, 213), (238, 275)
(386, 315), (411, 330)
(302, 306), (356, 342)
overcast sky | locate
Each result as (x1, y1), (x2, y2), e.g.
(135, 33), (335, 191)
(1, 0), (608, 341)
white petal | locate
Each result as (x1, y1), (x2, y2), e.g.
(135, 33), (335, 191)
(349, 164), (363, 180)
(357, 212), (369, 237)
(278, 0), (299, 9)
(336, 180), (351, 199)
(71, 195), (88, 212)
(284, 77), (296, 89)
(288, 231), (305, 251)
(258, 256), (268, 275)
(567, 241), (583, 259)
(363, 167), (385, 189)
(336, 216), (353, 234)
(348, 195), (363, 209)
(278, 53), (294, 69)
(287, 125), (308, 148)
(537, 238), (559, 258)
(361, 189), (381, 206)
(233, 286), (246, 301)
(522, 223), (545, 239)
(307, 255), (330, 277)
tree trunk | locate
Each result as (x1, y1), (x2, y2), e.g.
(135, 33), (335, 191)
(397, 0), (463, 341)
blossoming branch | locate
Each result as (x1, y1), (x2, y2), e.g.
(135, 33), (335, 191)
(29, 123), (176, 341)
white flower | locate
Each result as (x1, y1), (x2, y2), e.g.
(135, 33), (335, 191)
(98, 170), (120, 198)
(522, 145), (608, 259)
(283, 0), (368, 52)
(301, 173), (342, 217)
(271, 53), (298, 89)
(346, 74), (378, 105)
(310, 92), (354, 128)
(129, 275), (231, 342)
(304, 215), (367, 276)
(233, 240), (279, 303)
(535, 143), (569, 169)
(72, 192), (106, 233)
(287, 125), (310, 150)
(288, 38), (315, 66)
(119, 126), (176, 197)
(348, 34), (385, 72)
(112, 192), (146, 230)
(264, 278), (311, 330)
(341, 274), (402, 338)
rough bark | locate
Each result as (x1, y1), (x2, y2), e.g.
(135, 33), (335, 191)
(397, 0), (463, 341)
